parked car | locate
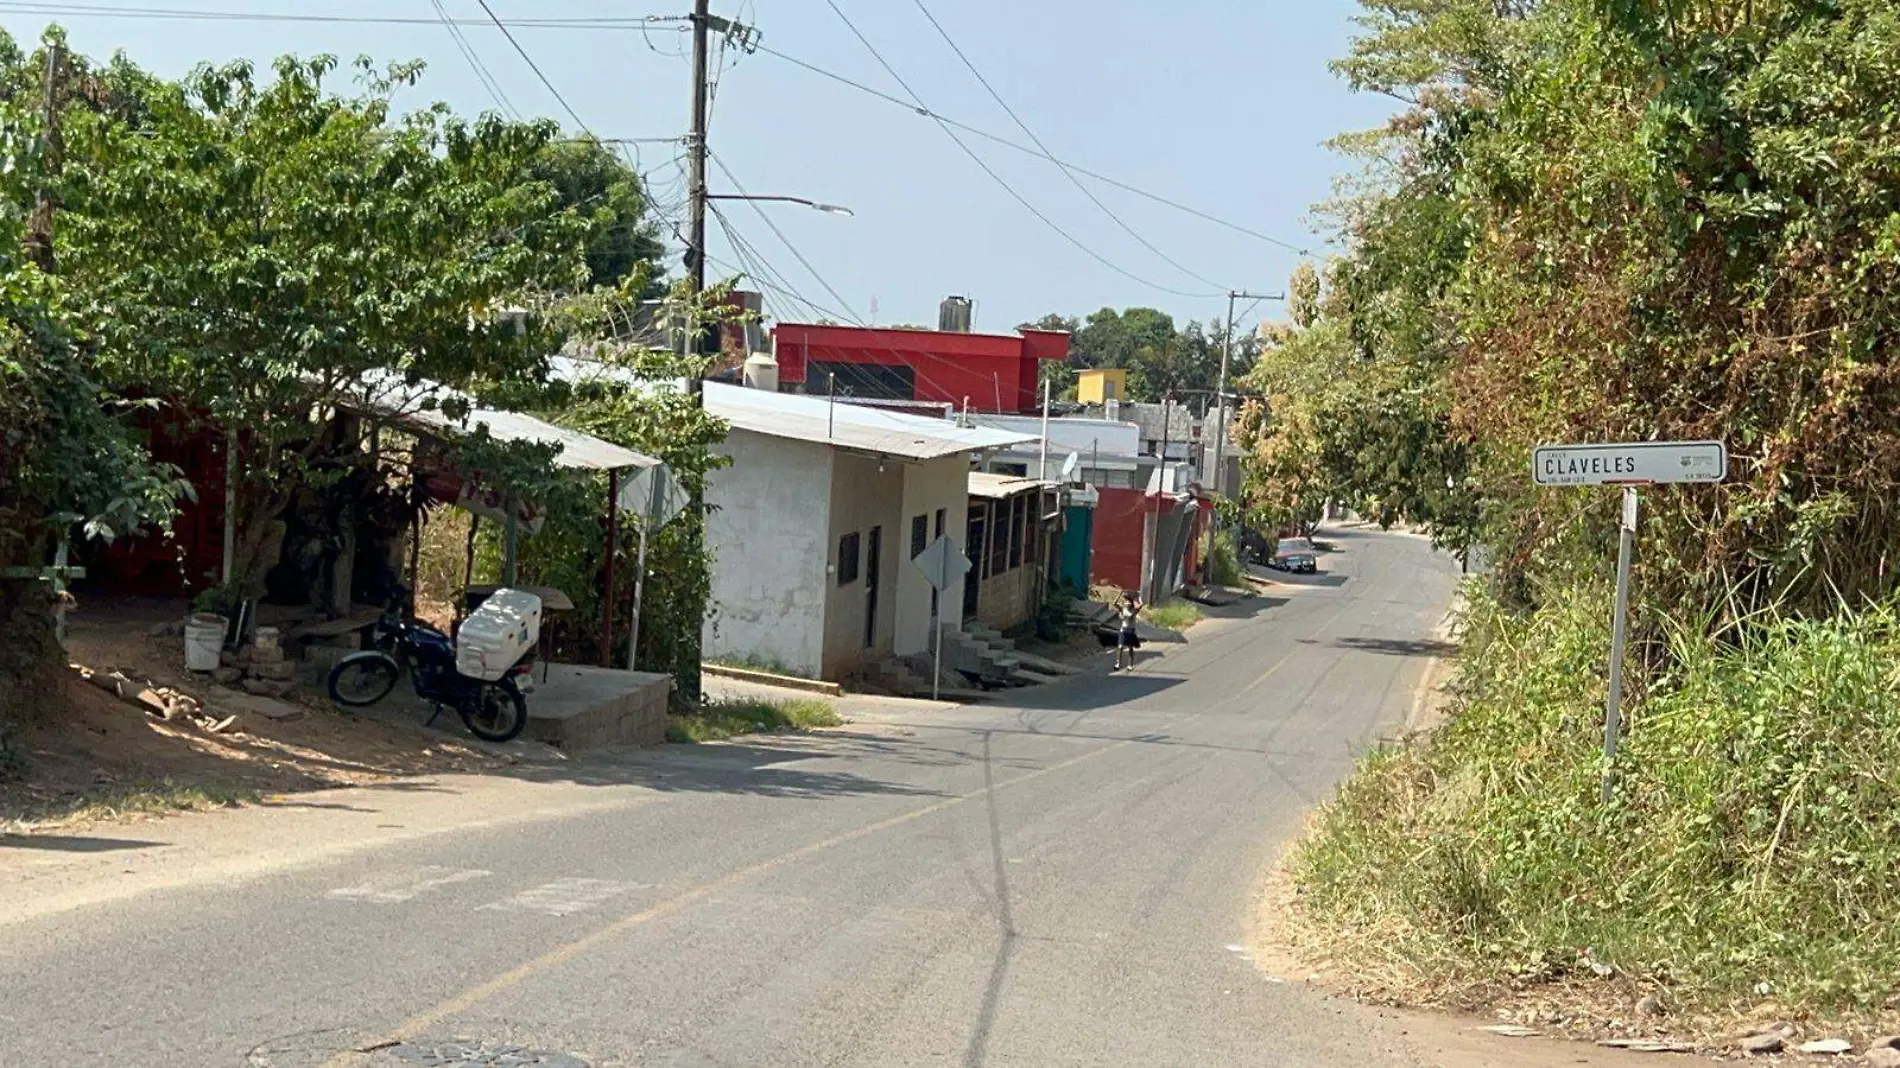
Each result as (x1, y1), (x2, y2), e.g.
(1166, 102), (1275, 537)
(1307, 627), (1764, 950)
(1270, 537), (1319, 574)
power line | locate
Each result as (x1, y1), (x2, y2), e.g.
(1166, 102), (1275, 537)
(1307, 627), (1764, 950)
(473, 0), (591, 133)
(431, 0), (518, 119)
(907, 0), (1227, 293)
(753, 42), (1311, 257)
(710, 203), (996, 406)
(819, 0), (1220, 299)
(0, 2), (684, 29)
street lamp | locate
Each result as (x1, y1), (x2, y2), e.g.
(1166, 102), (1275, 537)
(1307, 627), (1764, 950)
(707, 193), (854, 217)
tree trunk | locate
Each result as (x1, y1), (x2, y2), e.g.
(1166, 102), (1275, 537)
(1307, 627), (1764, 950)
(0, 578), (65, 723)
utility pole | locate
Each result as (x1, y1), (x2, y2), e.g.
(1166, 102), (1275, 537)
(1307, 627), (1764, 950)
(685, 0), (712, 368)
(25, 42), (62, 272)
(676, 0), (714, 705)
(1202, 289), (1281, 585)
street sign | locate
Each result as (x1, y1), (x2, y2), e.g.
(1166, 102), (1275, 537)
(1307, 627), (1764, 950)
(1532, 438), (1726, 803)
(1532, 440), (1727, 486)
(913, 533), (971, 593)
(617, 463), (687, 671)
(617, 464), (688, 527)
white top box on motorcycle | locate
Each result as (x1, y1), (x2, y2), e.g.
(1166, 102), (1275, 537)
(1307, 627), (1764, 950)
(456, 588), (542, 682)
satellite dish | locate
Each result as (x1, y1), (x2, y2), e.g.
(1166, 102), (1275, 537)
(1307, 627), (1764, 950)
(1060, 452), (1081, 483)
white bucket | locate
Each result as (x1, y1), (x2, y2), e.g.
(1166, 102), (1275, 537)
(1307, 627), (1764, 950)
(183, 613), (226, 672)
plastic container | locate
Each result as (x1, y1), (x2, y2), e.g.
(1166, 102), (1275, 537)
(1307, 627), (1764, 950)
(454, 588), (541, 681)
(183, 613), (227, 672)
(253, 626), (281, 653)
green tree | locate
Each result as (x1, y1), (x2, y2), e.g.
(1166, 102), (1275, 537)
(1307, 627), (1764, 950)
(1304, 0), (1900, 613)
(56, 50), (594, 602)
(0, 35), (185, 713)
(530, 136), (667, 294)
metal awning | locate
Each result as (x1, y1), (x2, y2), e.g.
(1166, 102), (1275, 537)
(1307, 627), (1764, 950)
(343, 371), (658, 471)
(704, 381), (1034, 460)
(968, 472), (1053, 500)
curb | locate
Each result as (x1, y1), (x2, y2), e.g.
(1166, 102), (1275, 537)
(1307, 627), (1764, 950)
(702, 664), (844, 697)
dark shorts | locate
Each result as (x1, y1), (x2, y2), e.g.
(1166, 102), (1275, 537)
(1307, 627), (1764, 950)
(1118, 627), (1139, 649)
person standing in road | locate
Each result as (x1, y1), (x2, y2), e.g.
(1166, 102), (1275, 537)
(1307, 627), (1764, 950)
(1114, 592), (1143, 670)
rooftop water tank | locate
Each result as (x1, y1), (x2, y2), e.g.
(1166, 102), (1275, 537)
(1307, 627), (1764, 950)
(743, 350), (780, 392)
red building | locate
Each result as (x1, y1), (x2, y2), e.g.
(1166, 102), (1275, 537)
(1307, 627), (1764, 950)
(770, 322), (1070, 416)
(1091, 486), (1207, 600)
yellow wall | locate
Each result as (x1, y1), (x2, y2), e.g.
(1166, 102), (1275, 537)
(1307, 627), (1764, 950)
(1077, 368), (1127, 404)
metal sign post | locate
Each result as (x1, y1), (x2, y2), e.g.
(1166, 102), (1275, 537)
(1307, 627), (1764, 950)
(913, 534), (972, 700)
(1531, 440), (1727, 802)
(1603, 486), (1638, 802)
(618, 465), (688, 671)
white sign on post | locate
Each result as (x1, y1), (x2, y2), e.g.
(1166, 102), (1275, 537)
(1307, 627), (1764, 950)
(618, 463), (688, 672)
(1533, 440), (1726, 486)
(913, 534), (971, 700)
(913, 533), (971, 592)
(1533, 440), (1727, 802)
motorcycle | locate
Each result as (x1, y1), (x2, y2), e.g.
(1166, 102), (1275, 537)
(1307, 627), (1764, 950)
(325, 590), (533, 742)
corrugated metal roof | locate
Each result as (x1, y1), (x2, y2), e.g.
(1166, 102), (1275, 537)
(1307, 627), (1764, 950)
(968, 472), (1052, 499)
(344, 371), (658, 472)
(704, 381), (1035, 460)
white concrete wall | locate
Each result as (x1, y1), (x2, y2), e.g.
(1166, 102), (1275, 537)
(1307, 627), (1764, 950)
(822, 453), (905, 679)
(703, 429), (832, 678)
(894, 453), (973, 657)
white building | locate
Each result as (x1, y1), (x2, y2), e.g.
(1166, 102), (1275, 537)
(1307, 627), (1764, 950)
(701, 382), (1033, 682)
(970, 412), (1156, 489)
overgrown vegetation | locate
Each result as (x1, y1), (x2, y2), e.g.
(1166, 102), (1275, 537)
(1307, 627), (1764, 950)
(666, 697), (843, 744)
(1208, 530), (1245, 588)
(1271, 0), (1900, 1027)
(1145, 598), (1204, 633)
(1293, 583), (1900, 1015)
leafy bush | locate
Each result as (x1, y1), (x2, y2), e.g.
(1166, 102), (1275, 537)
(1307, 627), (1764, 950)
(1292, 581), (1900, 1013)
(1209, 530), (1244, 587)
(1034, 590), (1076, 642)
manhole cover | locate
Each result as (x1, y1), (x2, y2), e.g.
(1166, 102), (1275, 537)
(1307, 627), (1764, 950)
(247, 1031), (590, 1068)
(381, 1039), (589, 1068)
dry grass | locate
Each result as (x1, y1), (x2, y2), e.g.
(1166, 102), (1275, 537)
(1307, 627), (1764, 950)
(1280, 579), (1900, 1043)
(667, 697), (843, 744)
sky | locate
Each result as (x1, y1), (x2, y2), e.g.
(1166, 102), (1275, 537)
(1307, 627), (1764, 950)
(0, 0), (1396, 336)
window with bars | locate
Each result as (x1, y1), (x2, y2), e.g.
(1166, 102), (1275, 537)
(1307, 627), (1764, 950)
(837, 531), (860, 586)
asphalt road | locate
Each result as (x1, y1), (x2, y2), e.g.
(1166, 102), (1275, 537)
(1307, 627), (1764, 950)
(2, 525), (1468, 1068)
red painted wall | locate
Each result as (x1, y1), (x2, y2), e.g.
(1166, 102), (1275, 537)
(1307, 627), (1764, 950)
(771, 323), (1069, 415)
(85, 409), (228, 597)
(1090, 487), (1206, 594)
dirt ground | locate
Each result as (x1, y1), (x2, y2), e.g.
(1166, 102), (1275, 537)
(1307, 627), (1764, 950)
(2, 605), (509, 830)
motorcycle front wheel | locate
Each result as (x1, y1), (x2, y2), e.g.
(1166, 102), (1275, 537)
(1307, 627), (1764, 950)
(459, 678), (528, 743)
(327, 653), (401, 707)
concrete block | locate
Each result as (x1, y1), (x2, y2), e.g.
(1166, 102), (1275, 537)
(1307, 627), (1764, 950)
(524, 665), (671, 751)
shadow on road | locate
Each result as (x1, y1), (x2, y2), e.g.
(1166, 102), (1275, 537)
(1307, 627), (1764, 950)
(1327, 636), (1457, 658)
(451, 738), (956, 803)
(989, 671), (1186, 712)
(0, 834), (160, 853)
